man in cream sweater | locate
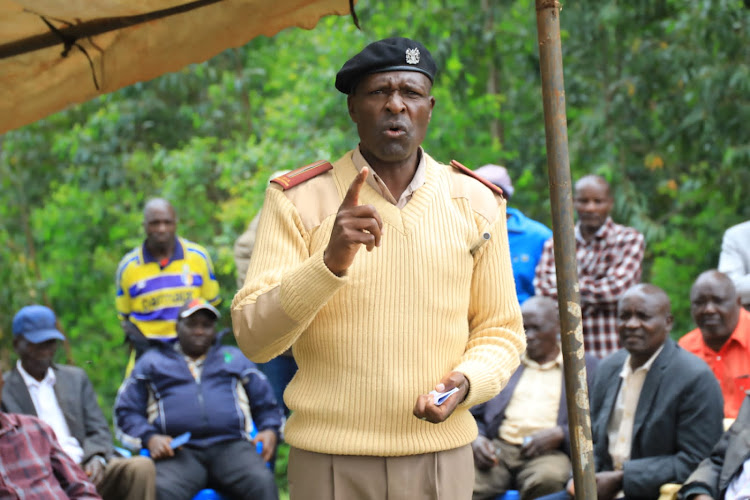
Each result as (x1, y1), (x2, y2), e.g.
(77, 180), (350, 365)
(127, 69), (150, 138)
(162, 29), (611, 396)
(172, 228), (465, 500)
(231, 37), (525, 500)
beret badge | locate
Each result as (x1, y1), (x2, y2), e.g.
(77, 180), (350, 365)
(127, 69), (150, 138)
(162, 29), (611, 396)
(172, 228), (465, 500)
(405, 48), (420, 65)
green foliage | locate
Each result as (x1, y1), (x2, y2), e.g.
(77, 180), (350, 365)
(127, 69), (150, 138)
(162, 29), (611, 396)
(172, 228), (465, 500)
(1, 0), (748, 463)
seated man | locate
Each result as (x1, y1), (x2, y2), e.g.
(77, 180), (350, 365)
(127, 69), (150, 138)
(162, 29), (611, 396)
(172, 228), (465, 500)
(540, 284), (724, 500)
(679, 270), (750, 418)
(0, 367), (101, 499)
(115, 298), (282, 500)
(679, 395), (750, 500)
(471, 296), (598, 499)
(2, 305), (155, 500)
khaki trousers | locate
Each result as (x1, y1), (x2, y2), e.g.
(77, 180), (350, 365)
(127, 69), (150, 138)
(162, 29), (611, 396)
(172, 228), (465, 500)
(473, 439), (571, 500)
(97, 456), (156, 500)
(289, 445), (474, 500)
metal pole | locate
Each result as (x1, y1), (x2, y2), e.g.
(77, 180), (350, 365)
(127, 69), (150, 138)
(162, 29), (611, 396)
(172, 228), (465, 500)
(534, 1), (597, 499)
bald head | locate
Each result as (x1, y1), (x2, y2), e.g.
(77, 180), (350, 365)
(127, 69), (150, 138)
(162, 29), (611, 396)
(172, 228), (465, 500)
(143, 198), (175, 220)
(575, 175), (611, 198)
(143, 198), (177, 255)
(617, 284), (673, 368)
(690, 270), (741, 350)
(522, 296), (560, 364)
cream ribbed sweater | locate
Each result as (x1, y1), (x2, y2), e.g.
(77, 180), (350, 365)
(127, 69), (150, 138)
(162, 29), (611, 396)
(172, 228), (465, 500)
(231, 150), (524, 456)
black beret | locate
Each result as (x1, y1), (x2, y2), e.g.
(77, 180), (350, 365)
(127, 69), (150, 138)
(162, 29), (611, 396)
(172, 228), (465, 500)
(335, 37), (437, 94)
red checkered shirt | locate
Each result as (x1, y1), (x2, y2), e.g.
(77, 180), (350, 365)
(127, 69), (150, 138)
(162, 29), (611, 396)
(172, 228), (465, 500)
(0, 412), (101, 499)
(534, 218), (645, 358)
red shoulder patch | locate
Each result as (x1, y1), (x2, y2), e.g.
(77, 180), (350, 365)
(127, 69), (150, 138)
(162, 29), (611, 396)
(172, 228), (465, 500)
(450, 160), (505, 197)
(270, 160), (333, 190)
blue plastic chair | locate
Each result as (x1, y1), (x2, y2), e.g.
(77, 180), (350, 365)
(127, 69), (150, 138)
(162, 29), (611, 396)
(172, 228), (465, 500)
(496, 490), (521, 500)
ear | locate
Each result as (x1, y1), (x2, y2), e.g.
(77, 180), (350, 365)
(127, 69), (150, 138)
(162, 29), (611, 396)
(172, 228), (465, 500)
(427, 96), (435, 122)
(347, 94), (357, 123)
(665, 313), (674, 334)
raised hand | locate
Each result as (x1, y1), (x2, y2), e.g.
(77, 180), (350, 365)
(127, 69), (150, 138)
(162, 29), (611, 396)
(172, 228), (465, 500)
(324, 167), (383, 276)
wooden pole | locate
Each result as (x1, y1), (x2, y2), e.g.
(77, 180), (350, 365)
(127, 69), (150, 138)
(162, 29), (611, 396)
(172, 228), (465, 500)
(534, 1), (597, 498)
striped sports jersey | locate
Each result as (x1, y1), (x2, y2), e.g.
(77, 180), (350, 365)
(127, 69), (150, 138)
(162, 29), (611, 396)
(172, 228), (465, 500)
(116, 237), (220, 340)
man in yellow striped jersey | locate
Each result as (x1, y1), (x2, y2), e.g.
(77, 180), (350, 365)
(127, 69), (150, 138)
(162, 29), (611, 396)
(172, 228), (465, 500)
(116, 198), (220, 363)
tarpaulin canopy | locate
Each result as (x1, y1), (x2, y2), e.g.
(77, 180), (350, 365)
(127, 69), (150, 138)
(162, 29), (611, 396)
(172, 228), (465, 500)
(0, 0), (353, 135)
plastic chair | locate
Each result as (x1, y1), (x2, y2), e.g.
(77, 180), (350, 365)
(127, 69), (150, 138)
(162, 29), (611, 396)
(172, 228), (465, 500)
(192, 489), (229, 500)
(496, 490), (520, 500)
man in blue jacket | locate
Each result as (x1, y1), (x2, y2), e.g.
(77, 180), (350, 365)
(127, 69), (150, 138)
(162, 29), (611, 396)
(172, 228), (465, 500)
(115, 298), (282, 500)
(474, 164), (552, 304)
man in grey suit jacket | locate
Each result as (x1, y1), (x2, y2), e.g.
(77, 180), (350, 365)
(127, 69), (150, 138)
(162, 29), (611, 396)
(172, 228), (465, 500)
(680, 395), (750, 499)
(719, 220), (750, 309)
(540, 284), (724, 500)
(2, 305), (155, 500)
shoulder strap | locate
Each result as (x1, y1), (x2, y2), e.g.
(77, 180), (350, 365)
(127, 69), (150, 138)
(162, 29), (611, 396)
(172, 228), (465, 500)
(450, 159), (504, 198)
(270, 160), (333, 190)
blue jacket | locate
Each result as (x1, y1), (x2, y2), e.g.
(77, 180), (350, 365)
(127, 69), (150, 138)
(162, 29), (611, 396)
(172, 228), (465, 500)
(507, 207), (552, 304)
(115, 340), (282, 450)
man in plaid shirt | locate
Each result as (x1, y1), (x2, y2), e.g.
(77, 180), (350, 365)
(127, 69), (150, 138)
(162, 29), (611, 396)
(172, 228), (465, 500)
(534, 175), (644, 358)
(0, 369), (101, 499)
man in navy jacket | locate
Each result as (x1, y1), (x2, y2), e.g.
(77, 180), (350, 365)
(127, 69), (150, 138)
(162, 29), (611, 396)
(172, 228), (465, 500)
(115, 298), (282, 500)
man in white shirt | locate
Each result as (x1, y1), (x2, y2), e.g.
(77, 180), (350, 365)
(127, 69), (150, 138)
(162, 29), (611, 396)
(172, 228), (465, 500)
(539, 284), (724, 500)
(1, 305), (155, 500)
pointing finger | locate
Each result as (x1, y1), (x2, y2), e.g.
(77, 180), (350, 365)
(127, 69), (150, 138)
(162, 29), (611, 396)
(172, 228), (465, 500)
(342, 167), (369, 208)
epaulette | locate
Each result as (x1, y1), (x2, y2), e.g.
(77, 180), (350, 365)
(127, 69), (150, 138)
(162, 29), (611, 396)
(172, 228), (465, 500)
(450, 160), (504, 198)
(270, 160), (333, 190)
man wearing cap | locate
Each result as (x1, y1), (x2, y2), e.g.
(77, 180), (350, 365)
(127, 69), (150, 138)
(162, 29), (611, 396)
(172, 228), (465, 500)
(232, 37), (524, 499)
(475, 164), (552, 304)
(115, 298), (282, 500)
(116, 198), (220, 364)
(2, 305), (156, 500)
(0, 367), (101, 499)
(534, 175), (645, 358)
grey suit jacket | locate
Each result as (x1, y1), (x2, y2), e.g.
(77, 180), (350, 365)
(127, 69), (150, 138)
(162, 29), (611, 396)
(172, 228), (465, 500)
(1, 364), (114, 464)
(680, 396), (750, 499)
(719, 220), (750, 306)
(591, 339), (724, 500)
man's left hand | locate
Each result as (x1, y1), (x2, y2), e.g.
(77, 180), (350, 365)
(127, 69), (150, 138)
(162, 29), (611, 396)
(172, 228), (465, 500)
(595, 470), (624, 500)
(413, 371), (469, 423)
(252, 429), (278, 463)
(520, 426), (564, 459)
(84, 456), (106, 486)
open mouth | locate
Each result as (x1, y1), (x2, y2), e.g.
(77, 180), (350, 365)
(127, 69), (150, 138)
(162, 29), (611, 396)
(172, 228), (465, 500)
(384, 123), (406, 136)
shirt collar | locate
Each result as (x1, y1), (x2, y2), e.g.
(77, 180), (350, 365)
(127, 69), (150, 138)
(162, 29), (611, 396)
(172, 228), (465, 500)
(620, 343), (664, 378)
(16, 360), (55, 389)
(142, 237), (184, 264)
(575, 217), (614, 243)
(352, 145), (426, 206)
(522, 347), (563, 370)
(506, 207), (524, 233)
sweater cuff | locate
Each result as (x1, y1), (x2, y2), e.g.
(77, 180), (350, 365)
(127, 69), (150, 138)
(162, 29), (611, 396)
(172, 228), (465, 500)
(280, 248), (347, 323)
(453, 360), (502, 408)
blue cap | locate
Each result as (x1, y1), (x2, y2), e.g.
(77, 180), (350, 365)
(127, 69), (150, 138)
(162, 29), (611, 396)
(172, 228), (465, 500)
(12, 305), (66, 344)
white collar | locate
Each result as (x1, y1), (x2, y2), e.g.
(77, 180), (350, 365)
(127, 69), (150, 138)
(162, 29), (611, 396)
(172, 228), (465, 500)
(16, 360), (56, 389)
(620, 344), (664, 378)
